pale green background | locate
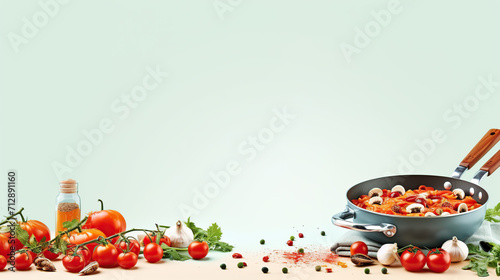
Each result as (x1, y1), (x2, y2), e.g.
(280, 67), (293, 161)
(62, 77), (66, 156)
(1, 0), (500, 249)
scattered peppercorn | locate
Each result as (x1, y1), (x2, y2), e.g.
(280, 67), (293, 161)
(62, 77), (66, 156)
(298, 248), (304, 254)
(237, 262), (244, 268)
(262, 267), (269, 273)
(260, 239), (265, 245)
(290, 236), (295, 241)
(315, 265), (321, 271)
(282, 267), (288, 274)
(243, 262), (247, 267)
(220, 263), (226, 270)
(232, 253), (243, 259)
(364, 268), (370, 274)
(262, 256), (269, 262)
(321, 231), (326, 236)
(381, 267), (388, 274)
(286, 240), (293, 246)
(298, 233), (304, 238)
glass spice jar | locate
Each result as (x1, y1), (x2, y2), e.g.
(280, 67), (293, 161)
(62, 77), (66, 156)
(55, 179), (81, 233)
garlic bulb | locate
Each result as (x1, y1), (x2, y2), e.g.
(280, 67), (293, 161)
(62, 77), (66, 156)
(377, 243), (400, 266)
(165, 220), (194, 248)
(441, 236), (468, 262)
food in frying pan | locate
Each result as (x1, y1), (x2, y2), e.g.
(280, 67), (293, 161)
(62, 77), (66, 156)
(351, 185), (482, 216)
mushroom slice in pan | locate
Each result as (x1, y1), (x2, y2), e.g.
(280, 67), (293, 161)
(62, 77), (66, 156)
(406, 203), (425, 213)
(424, 212), (436, 217)
(368, 196), (383, 205)
(368, 188), (383, 198)
(453, 188), (465, 200)
(441, 212), (451, 216)
(457, 203), (468, 213)
(391, 185), (405, 195)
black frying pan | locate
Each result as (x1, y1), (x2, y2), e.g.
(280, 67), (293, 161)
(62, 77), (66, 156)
(332, 129), (500, 247)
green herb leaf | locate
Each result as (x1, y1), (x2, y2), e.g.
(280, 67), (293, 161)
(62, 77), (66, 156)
(15, 224), (30, 246)
(161, 244), (191, 261)
(184, 218), (233, 252)
(62, 219), (80, 230)
(53, 235), (70, 255)
(485, 202), (500, 222)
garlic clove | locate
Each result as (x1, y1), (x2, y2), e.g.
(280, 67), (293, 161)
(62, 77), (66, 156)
(164, 220), (194, 248)
(377, 243), (399, 266)
(441, 236), (468, 263)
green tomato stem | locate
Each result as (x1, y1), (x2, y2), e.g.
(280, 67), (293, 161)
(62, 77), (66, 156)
(0, 207), (24, 225)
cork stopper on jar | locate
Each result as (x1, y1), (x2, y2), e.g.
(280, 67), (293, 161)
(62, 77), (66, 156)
(60, 179), (78, 193)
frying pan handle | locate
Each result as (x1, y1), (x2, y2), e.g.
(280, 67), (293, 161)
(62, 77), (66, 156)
(472, 149), (500, 184)
(457, 128), (500, 169)
(332, 207), (397, 237)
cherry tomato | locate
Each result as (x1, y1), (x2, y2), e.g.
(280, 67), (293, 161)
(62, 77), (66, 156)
(82, 200), (126, 241)
(143, 243), (163, 263)
(116, 239), (140, 256)
(62, 254), (86, 272)
(14, 251), (33, 270)
(0, 235), (10, 258)
(42, 247), (60, 260)
(23, 248), (36, 261)
(67, 246), (92, 266)
(350, 241), (368, 256)
(389, 192), (401, 198)
(0, 255), (7, 271)
(117, 252), (138, 269)
(188, 241), (209, 260)
(426, 248), (451, 273)
(69, 229), (106, 257)
(92, 243), (119, 268)
(143, 234), (171, 247)
(400, 247), (426, 272)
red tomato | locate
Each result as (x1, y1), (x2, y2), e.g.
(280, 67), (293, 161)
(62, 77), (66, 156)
(82, 201), (126, 240)
(426, 248), (451, 273)
(350, 241), (368, 256)
(42, 247), (60, 260)
(117, 252), (138, 269)
(389, 192), (401, 198)
(14, 251), (33, 270)
(69, 229), (106, 256)
(400, 247), (426, 272)
(188, 241), (209, 260)
(143, 243), (163, 263)
(116, 239), (140, 256)
(23, 247), (37, 261)
(0, 255), (6, 271)
(67, 246), (92, 266)
(0, 235), (10, 258)
(62, 254), (86, 272)
(92, 243), (119, 268)
(4, 220), (51, 250)
(143, 234), (171, 247)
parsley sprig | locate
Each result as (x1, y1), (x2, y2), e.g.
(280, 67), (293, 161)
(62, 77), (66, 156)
(184, 217), (234, 252)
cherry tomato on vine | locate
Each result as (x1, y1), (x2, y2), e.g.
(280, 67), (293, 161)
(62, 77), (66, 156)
(42, 247), (60, 260)
(116, 239), (140, 256)
(143, 243), (163, 263)
(68, 246), (92, 266)
(92, 243), (119, 268)
(350, 241), (368, 256)
(400, 246), (426, 272)
(426, 248), (451, 273)
(22, 247), (37, 261)
(14, 251), (33, 270)
(0, 235), (10, 258)
(117, 252), (138, 269)
(62, 254), (86, 272)
(143, 234), (171, 247)
(188, 241), (209, 260)
(69, 228), (106, 257)
(0, 255), (7, 271)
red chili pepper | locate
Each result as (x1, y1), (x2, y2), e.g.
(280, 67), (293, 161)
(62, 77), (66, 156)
(414, 198), (428, 207)
(262, 256), (269, 262)
(405, 195), (417, 202)
(287, 240), (294, 246)
(298, 233), (304, 238)
(232, 253), (243, 259)
(326, 268), (332, 273)
(428, 195), (442, 200)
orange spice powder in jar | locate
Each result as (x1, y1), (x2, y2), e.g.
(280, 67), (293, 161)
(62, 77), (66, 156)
(55, 179), (81, 233)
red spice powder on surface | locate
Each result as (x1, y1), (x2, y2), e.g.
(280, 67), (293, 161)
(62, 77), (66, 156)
(281, 250), (339, 265)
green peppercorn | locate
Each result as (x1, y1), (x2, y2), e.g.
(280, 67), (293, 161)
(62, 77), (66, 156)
(436, 208), (443, 215)
(364, 268), (370, 274)
(262, 267), (269, 273)
(381, 267), (388, 274)
(321, 231), (326, 236)
(260, 239), (265, 245)
(298, 248), (304, 254)
(290, 236), (295, 241)
(220, 263), (226, 270)
(282, 267), (288, 274)
(237, 262), (244, 268)
(315, 265), (321, 271)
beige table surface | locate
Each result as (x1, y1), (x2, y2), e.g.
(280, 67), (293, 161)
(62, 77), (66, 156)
(3, 249), (492, 280)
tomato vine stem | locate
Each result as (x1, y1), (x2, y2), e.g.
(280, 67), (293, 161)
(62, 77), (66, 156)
(0, 207), (25, 225)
